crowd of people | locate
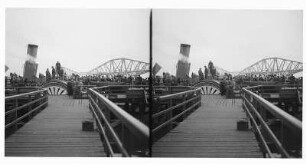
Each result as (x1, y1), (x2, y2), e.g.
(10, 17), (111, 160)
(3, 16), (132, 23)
(153, 72), (302, 87)
(235, 74), (303, 85)
(197, 61), (217, 81)
(153, 61), (221, 86)
(47, 61), (149, 86)
(5, 60), (148, 88)
(5, 72), (45, 87)
(154, 69), (302, 89)
(5, 59), (302, 89)
(67, 74), (149, 86)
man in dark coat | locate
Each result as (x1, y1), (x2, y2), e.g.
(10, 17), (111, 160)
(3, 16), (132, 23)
(198, 68), (204, 81)
(46, 68), (51, 82)
(204, 66), (208, 79)
(51, 66), (56, 79)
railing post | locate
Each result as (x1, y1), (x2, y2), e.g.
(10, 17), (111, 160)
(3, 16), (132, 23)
(28, 95), (32, 121)
(243, 86), (303, 157)
(182, 94), (187, 119)
(14, 98), (18, 131)
(152, 98), (160, 142)
(40, 91), (43, 109)
(168, 98), (173, 131)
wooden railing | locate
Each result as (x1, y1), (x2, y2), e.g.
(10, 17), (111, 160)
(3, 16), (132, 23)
(5, 89), (48, 137)
(247, 85), (302, 120)
(5, 86), (41, 96)
(88, 86), (149, 157)
(241, 86), (302, 158)
(246, 85), (302, 98)
(152, 86), (194, 96)
(94, 85), (149, 124)
(152, 87), (202, 142)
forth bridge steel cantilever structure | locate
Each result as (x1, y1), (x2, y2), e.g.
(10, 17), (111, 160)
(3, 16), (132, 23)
(62, 57), (302, 78)
(238, 57), (303, 76)
(62, 58), (150, 77)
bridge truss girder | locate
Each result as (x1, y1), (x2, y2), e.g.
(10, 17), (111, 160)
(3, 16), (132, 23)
(215, 66), (239, 76)
(62, 67), (87, 77)
(239, 57), (303, 76)
(63, 58), (149, 77)
(87, 58), (149, 77)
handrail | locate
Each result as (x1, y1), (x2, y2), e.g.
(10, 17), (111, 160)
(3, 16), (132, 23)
(241, 86), (302, 158)
(5, 89), (46, 101)
(88, 95), (129, 157)
(5, 89), (48, 136)
(152, 101), (201, 134)
(95, 85), (148, 89)
(152, 87), (202, 141)
(246, 85), (302, 92)
(242, 100), (273, 157)
(93, 85), (149, 94)
(78, 85), (96, 87)
(88, 86), (149, 156)
(156, 87), (201, 101)
(242, 94), (289, 157)
(88, 102), (115, 156)
(5, 96), (46, 116)
(5, 102), (48, 129)
(89, 88), (149, 141)
(243, 88), (302, 131)
(152, 96), (199, 119)
(95, 85), (192, 95)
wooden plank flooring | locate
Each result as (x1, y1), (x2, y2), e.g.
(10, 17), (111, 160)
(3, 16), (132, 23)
(152, 95), (263, 158)
(5, 96), (106, 157)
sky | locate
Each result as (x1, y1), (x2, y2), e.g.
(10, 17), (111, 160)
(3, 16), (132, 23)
(6, 9), (150, 76)
(153, 9), (303, 76)
(5, 9), (303, 77)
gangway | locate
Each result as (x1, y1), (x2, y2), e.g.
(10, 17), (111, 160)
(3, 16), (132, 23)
(152, 92), (262, 157)
(5, 85), (150, 157)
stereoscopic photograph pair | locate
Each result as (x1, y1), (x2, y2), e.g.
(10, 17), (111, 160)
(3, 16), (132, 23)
(4, 9), (302, 158)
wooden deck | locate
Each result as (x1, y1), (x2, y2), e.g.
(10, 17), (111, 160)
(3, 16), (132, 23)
(5, 96), (106, 157)
(152, 95), (263, 158)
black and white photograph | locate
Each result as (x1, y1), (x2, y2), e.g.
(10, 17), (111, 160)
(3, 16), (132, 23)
(1, 0), (305, 161)
(151, 9), (302, 158)
(5, 8), (150, 157)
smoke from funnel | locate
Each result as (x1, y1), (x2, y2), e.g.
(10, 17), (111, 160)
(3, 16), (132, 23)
(23, 44), (38, 79)
(178, 44), (190, 63)
(176, 44), (191, 79)
(27, 44), (38, 63)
